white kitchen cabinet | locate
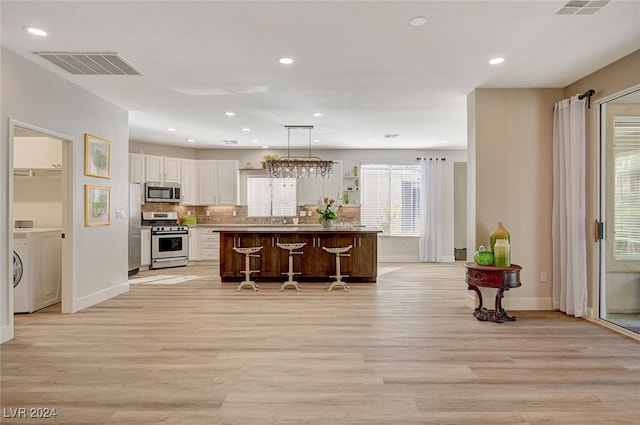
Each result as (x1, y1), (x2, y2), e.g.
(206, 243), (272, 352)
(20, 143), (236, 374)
(188, 227), (201, 261)
(217, 160), (239, 204)
(14, 137), (62, 169)
(129, 153), (145, 184)
(198, 160), (238, 205)
(181, 159), (197, 205)
(145, 155), (181, 184)
(141, 228), (151, 267)
(200, 228), (220, 262)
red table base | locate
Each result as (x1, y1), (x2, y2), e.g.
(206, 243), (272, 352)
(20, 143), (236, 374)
(465, 262), (522, 323)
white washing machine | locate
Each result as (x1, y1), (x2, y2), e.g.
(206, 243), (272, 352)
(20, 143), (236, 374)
(13, 229), (62, 313)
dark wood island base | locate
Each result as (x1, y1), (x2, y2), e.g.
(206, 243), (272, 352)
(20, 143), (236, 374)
(465, 262), (522, 323)
(219, 227), (380, 284)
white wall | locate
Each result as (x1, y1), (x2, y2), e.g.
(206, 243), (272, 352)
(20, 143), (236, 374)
(1, 48), (129, 342)
(469, 88), (564, 311)
(14, 177), (62, 228)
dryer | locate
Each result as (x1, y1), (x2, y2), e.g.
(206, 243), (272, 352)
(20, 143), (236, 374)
(13, 229), (62, 313)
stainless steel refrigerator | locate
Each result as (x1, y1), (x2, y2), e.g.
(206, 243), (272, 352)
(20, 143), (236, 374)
(128, 183), (142, 275)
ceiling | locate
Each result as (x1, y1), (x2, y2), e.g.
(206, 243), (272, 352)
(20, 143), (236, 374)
(2, 1), (639, 150)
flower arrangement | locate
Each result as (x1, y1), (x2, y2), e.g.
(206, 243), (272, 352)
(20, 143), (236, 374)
(316, 197), (339, 223)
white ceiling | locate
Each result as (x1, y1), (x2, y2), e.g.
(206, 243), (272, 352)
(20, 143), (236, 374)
(2, 1), (639, 150)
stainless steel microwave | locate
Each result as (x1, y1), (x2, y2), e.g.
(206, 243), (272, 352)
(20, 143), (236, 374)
(145, 182), (181, 203)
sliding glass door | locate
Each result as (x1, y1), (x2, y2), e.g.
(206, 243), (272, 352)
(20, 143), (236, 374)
(599, 88), (640, 334)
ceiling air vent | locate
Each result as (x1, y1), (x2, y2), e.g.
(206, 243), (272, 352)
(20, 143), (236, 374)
(556, 0), (610, 15)
(384, 134), (400, 139)
(222, 140), (239, 145)
(34, 52), (142, 75)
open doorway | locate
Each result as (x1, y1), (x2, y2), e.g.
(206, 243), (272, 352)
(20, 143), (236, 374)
(10, 121), (73, 315)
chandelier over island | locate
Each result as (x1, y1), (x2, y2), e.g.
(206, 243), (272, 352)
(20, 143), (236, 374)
(265, 125), (334, 179)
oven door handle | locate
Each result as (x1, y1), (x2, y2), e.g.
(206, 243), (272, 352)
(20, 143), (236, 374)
(152, 257), (188, 263)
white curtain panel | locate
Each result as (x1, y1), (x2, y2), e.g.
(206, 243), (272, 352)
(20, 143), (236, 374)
(552, 95), (587, 317)
(419, 158), (443, 262)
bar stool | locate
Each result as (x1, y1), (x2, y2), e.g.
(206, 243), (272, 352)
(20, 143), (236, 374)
(232, 246), (263, 291)
(276, 242), (306, 292)
(322, 245), (352, 292)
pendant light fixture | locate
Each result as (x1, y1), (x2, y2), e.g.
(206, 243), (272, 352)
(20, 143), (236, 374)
(265, 125), (334, 179)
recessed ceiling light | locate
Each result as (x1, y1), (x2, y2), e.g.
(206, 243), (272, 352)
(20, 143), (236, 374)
(279, 57), (294, 65)
(252, 139), (259, 143)
(262, 145), (269, 149)
(312, 112), (323, 117)
(225, 111), (235, 117)
(166, 127), (176, 132)
(24, 26), (48, 37)
(186, 138), (195, 143)
(489, 57), (505, 65)
(313, 139), (321, 143)
(241, 128), (251, 132)
(409, 16), (428, 27)
(441, 140), (449, 144)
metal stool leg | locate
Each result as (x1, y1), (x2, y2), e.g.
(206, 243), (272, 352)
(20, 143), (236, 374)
(233, 247), (262, 292)
(323, 246), (352, 292)
(276, 242), (306, 292)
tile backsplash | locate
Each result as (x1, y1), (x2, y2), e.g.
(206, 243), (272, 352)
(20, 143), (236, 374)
(140, 203), (361, 225)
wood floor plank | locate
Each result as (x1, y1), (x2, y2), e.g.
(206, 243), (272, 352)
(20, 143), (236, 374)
(1, 262), (639, 424)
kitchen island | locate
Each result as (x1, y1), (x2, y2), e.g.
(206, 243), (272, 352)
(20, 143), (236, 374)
(218, 227), (380, 283)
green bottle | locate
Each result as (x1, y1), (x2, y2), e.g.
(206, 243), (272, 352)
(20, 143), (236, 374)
(490, 221), (510, 255)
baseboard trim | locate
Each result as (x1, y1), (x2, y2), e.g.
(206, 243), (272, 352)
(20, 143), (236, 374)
(71, 282), (129, 313)
(378, 256), (457, 263)
(464, 291), (554, 311)
(378, 255), (420, 262)
(1, 324), (14, 344)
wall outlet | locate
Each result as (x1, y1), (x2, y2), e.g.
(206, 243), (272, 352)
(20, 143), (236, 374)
(232, 210), (237, 217)
(299, 211), (306, 217)
(205, 210), (210, 217)
(540, 271), (548, 282)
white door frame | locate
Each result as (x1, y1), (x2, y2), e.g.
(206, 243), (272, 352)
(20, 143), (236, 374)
(592, 84), (640, 341)
(9, 119), (75, 317)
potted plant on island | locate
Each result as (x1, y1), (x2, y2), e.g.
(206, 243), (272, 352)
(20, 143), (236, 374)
(316, 197), (339, 228)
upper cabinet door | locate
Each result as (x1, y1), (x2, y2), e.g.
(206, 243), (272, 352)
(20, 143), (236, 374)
(216, 160), (239, 205)
(144, 155), (181, 183)
(197, 160), (238, 205)
(14, 137), (62, 169)
(180, 159), (197, 205)
(129, 153), (145, 184)
(198, 160), (217, 204)
(145, 155), (164, 182)
(163, 157), (181, 183)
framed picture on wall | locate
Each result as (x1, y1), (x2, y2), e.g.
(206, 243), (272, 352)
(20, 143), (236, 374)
(85, 185), (110, 227)
(84, 133), (111, 179)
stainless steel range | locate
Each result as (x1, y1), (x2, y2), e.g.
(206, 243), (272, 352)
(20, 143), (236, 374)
(142, 212), (189, 270)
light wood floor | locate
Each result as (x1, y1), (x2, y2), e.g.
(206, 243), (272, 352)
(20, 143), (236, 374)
(2, 262), (640, 425)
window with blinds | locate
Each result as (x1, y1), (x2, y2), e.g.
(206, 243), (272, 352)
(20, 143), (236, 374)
(360, 164), (420, 235)
(247, 177), (297, 217)
(614, 118), (640, 259)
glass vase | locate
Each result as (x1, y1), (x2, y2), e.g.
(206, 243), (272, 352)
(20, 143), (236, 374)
(493, 239), (511, 267)
(490, 221), (510, 254)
